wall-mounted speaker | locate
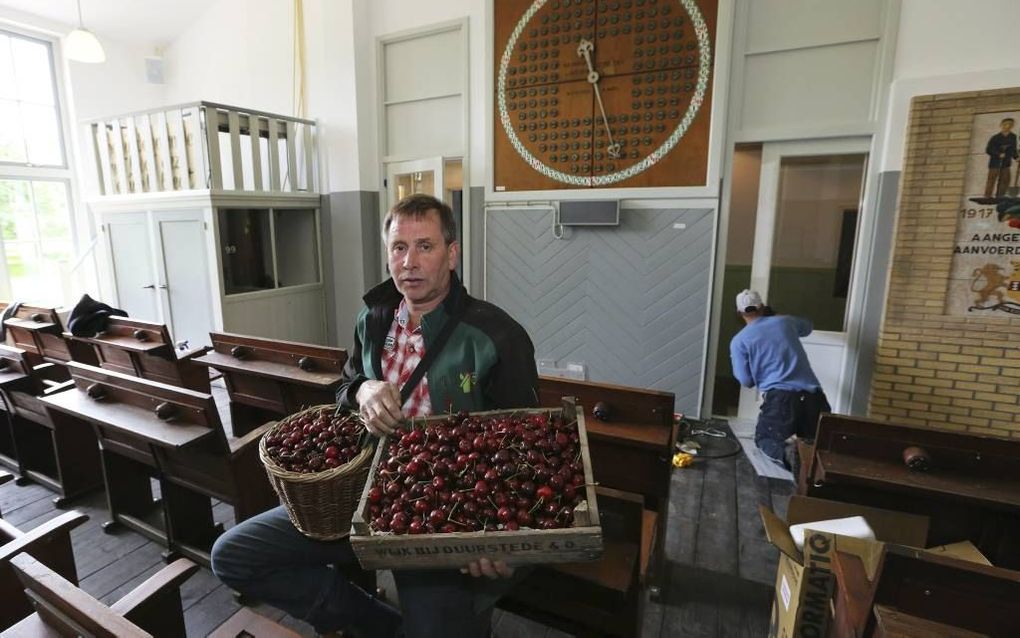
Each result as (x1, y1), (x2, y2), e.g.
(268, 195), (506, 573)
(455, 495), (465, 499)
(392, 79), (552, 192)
(144, 57), (164, 84)
(558, 200), (620, 226)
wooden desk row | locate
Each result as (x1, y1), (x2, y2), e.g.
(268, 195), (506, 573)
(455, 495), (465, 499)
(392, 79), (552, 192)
(801, 414), (1020, 570)
(831, 543), (1020, 637)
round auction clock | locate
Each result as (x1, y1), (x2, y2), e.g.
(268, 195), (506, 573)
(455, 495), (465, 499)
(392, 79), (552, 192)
(495, 0), (713, 189)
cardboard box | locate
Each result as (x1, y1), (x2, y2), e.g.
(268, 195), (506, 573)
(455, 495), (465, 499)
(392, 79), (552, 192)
(925, 540), (991, 566)
(761, 496), (930, 638)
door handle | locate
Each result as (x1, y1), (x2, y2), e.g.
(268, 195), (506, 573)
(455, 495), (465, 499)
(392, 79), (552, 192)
(157, 284), (168, 290)
(142, 284), (155, 289)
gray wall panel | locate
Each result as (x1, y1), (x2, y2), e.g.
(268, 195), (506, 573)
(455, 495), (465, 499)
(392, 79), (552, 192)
(322, 190), (379, 349)
(850, 170), (900, 415)
(485, 207), (714, 415)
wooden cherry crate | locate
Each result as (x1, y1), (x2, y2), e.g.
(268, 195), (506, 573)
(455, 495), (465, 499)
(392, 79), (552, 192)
(350, 398), (603, 570)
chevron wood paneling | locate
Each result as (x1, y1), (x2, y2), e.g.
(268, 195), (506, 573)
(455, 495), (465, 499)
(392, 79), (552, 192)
(485, 207), (714, 415)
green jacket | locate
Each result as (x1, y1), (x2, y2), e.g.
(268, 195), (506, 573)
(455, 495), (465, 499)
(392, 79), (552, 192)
(336, 273), (538, 414)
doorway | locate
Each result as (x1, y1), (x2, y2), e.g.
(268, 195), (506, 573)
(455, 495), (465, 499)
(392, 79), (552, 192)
(714, 139), (869, 421)
(382, 157), (464, 278)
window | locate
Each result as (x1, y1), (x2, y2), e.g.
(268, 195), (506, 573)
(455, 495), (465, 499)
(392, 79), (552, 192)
(0, 29), (76, 305)
(218, 208), (320, 295)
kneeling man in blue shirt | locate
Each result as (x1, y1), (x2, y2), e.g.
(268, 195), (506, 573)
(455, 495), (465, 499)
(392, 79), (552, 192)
(729, 290), (831, 470)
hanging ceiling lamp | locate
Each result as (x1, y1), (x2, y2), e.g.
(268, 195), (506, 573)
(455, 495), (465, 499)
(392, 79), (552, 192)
(65, 0), (105, 63)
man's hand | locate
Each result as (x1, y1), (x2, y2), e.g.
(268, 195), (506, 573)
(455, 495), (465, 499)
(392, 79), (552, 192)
(356, 380), (403, 437)
(460, 558), (515, 579)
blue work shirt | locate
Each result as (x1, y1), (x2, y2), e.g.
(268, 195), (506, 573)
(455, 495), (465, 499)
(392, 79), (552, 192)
(729, 315), (821, 392)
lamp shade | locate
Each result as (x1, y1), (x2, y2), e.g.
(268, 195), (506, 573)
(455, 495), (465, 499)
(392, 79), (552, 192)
(65, 28), (105, 63)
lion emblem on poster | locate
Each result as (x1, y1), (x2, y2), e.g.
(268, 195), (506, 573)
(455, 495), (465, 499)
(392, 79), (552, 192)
(971, 263), (1008, 306)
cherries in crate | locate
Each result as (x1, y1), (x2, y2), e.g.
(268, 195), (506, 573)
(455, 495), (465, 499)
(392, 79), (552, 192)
(367, 410), (587, 535)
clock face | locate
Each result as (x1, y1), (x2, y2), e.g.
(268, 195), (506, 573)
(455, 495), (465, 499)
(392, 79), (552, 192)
(494, 0), (717, 191)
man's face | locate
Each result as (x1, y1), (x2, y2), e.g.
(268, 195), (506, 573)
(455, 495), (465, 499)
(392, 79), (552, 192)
(1002, 120), (1014, 134)
(386, 210), (459, 307)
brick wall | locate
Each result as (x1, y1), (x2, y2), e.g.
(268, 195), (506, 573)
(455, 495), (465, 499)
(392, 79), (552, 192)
(870, 87), (1020, 438)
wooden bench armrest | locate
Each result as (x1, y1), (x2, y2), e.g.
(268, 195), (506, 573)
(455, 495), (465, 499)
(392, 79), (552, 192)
(8, 553), (149, 637)
(229, 421), (276, 459)
(176, 345), (212, 361)
(41, 379), (75, 396)
(0, 511), (89, 562)
(109, 558), (199, 616)
(32, 363), (67, 384)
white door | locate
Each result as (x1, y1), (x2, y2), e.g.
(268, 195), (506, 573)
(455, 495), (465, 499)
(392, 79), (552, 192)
(737, 139), (870, 421)
(105, 212), (160, 322)
(382, 157), (445, 273)
(153, 210), (213, 348)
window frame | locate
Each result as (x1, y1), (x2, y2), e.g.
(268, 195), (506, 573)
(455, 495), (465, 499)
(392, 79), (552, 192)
(0, 23), (81, 303)
(0, 28), (69, 170)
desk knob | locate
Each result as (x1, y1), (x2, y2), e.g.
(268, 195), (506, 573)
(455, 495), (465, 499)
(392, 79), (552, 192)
(592, 401), (611, 421)
(903, 446), (931, 472)
(230, 345), (250, 359)
(86, 383), (106, 400)
(297, 356), (315, 372)
(132, 329), (148, 342)
(154, 402), (176, 421)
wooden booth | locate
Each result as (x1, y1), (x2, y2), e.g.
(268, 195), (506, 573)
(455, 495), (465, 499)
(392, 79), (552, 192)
(85, 101), (326, 351)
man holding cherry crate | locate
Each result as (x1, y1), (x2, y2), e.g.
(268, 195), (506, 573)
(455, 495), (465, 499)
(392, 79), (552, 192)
(212, 194), (539, 638)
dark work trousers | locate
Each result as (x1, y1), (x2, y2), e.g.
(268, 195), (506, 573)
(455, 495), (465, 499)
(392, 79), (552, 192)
(211, 505), (525, 637)
(754, 388), (831, 462)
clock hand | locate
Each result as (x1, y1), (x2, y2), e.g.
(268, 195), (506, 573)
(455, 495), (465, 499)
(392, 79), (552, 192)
(576, 39), (621, 160)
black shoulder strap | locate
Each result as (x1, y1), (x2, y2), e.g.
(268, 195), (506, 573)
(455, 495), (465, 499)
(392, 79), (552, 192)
(399, 313), (460, 405)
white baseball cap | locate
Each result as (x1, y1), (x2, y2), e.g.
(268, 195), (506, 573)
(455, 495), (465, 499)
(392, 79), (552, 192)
(736, 289), (764, 312)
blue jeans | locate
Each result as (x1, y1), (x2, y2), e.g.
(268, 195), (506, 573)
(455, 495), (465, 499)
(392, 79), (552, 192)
(754, 389), (830, 462)
(211, 506), (520, 637)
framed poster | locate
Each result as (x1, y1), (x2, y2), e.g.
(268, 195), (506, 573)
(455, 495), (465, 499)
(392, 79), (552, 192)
(948, 110), (1020, 316)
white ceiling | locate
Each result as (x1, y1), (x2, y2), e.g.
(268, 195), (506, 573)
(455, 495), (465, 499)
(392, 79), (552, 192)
(0, 0), (212, 48)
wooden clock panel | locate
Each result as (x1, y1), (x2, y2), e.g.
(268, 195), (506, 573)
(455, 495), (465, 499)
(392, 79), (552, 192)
(494, 0), (717, 192)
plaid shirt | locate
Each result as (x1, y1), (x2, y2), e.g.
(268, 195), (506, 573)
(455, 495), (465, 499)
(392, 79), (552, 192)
(381, 300), (432, 417)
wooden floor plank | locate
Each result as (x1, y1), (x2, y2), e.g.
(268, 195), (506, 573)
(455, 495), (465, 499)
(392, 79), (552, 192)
(0, 479), (50, 513)
(737, 536), (779, 586)
(734, 456), (768, 539)
(180, 565), (232, 611)
(99, 561), (165, 605)
(669, 461), (706, 520)
(185, 583), (245, 637)
(694, 456), (738, 576)
(79, 540), (165, 601)
(664, 515), (698, 565)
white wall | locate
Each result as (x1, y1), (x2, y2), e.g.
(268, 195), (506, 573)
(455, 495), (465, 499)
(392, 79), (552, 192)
(162, 0), (293, 115)
(878, 0), (1020, 171)
(162, 0), (375, 193)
